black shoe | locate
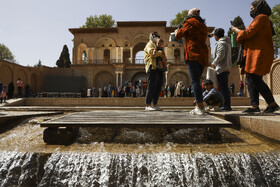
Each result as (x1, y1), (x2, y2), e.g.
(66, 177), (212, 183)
(263, 104), (280, 113)
(242, 107), (261, 114)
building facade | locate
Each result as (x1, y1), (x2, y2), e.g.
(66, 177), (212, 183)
(69, 21), (214, 88)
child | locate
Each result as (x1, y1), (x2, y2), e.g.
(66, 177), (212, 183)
(0, 85), (7, 104)
(202, 80), (224, 111)
(153, 39), (167, 71)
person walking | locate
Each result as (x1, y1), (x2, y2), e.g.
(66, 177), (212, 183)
(211, 28), (232, 111)
(175, 8), (209, 115)
(144, 32), (165, 111)
(232, 0), (279, 113)
(16, 78), (23, 98)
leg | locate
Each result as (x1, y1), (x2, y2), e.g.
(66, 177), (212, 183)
(188, 61), (204, 108)
(217, 72), (231, 110)
(145, 69), (157, 106)
(152, 70), (164, 106)
(246, 74), (260, 107)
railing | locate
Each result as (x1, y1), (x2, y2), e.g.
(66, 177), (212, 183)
(76, 59), (186, 65)
(135, 59), (145, 64)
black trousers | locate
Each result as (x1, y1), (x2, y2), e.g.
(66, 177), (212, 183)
(246, 73), (275, 106)
(145, 69), (163, 105)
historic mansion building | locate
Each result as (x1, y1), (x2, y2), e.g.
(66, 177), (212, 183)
(0, 21), (246, 94)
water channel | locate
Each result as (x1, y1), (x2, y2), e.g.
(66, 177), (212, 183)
(0, 115), (279, 186)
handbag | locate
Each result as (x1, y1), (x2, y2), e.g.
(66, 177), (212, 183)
(206, 67), (218, 88)
(236, 45), (245, 68)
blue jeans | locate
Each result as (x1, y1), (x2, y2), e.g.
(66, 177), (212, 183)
(217, 71), (231, 109)
(187, 61), (204, 103)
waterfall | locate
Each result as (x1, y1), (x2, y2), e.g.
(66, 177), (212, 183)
(0, 151), (279, 187)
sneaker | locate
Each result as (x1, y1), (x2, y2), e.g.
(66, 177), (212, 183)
(242, 107), (261, 114)
(263, 104), (280, 113)
(220, 106), (232, 111)
(145, 106), (156, 111)
(154, 106), (163, 111)
(190, 107), (205, 115)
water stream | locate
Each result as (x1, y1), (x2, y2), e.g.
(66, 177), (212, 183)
(0, 151), (279, 187)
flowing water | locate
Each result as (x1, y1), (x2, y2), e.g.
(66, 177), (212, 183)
(0, 118), (279, 186)
(0, 151), (279, 186)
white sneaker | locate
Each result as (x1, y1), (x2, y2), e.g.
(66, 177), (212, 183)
(154, 106), (163, 111)
(190, 107), (205, 115)
(145, 106), (156, 111)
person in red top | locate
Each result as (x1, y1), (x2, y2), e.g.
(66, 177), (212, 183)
(232, 0), (279, 113)
(175, 8), (209, 115)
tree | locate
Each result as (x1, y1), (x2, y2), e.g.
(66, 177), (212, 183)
(34, 59), (42, 67)
(169, 10), (188, 27)
(81, 14), (115, 28)
(227, 16), (246, 65)
(56, 45), (71, 68)
(0, 43), (15, 62)
(271, 4), (280, 58)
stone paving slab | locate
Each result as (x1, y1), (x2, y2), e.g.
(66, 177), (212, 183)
(41, 110), (232, 128)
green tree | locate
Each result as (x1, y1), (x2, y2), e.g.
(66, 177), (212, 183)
(0, 43), (15, 62)
(271, 4), (280, 58)
(34, 59), (42, 67)
(56, 45), (71, 68)
(227, 16), (246, 65)
(170, 10), (188, 27)
(81, 14), (115, 28)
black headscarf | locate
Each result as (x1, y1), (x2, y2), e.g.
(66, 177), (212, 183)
(251, 0), (276, 36)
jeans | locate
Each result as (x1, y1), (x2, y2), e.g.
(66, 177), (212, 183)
(246, 73), (275, 106)
(145, 68), (163, 105)
(187, 60), (204, 103)
(217, 71), (231, 108)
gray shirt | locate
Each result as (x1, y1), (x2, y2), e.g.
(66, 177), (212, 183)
(212, 37), (232, 74)
(203, 87), (224, 103)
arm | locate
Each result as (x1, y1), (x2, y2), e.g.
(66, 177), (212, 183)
(236, 15), (267, 43)
(145, 42), (163, 58)
(212, 43), (226, 66)
(203, 89), (216, 101)
(175, 20), (192, 40)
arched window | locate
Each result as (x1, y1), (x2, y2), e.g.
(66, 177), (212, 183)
(82, 50), (87, 63)
(104, 49), (110, 64)
(135, 51), (145, 64)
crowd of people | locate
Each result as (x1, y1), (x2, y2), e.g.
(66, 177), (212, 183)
(1, 1), (278, 116)
(143, 0), (279, 114)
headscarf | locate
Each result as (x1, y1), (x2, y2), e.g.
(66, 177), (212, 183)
(251, 0), (275, 36)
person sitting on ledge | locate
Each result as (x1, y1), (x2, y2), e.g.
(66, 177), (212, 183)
(198, 79), (224, 112)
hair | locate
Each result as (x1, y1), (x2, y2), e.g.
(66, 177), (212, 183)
(251, 0), (260, 7)
(214, 28), (225, 38)
(204, 79), (213, 86)
(149, 32), (160, 41)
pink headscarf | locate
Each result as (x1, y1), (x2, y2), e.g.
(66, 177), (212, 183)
(188, 8), (200, 16)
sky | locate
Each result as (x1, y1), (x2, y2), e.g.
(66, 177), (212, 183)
(0, 0), (279, 67)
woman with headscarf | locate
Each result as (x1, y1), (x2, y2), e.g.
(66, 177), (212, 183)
(175, 8), (209, 115)
(232, 0), (279, 113)
(144, 32), (165, 111)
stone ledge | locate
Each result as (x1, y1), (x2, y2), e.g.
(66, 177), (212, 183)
(5, 97), (251, 107)
(213, 111), (280, 142)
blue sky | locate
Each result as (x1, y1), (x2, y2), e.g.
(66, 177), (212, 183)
(0, 0), (279, 67)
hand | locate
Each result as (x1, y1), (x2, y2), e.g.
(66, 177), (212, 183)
(211, 64), (216, 68)
(231, 26), (240, 33)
